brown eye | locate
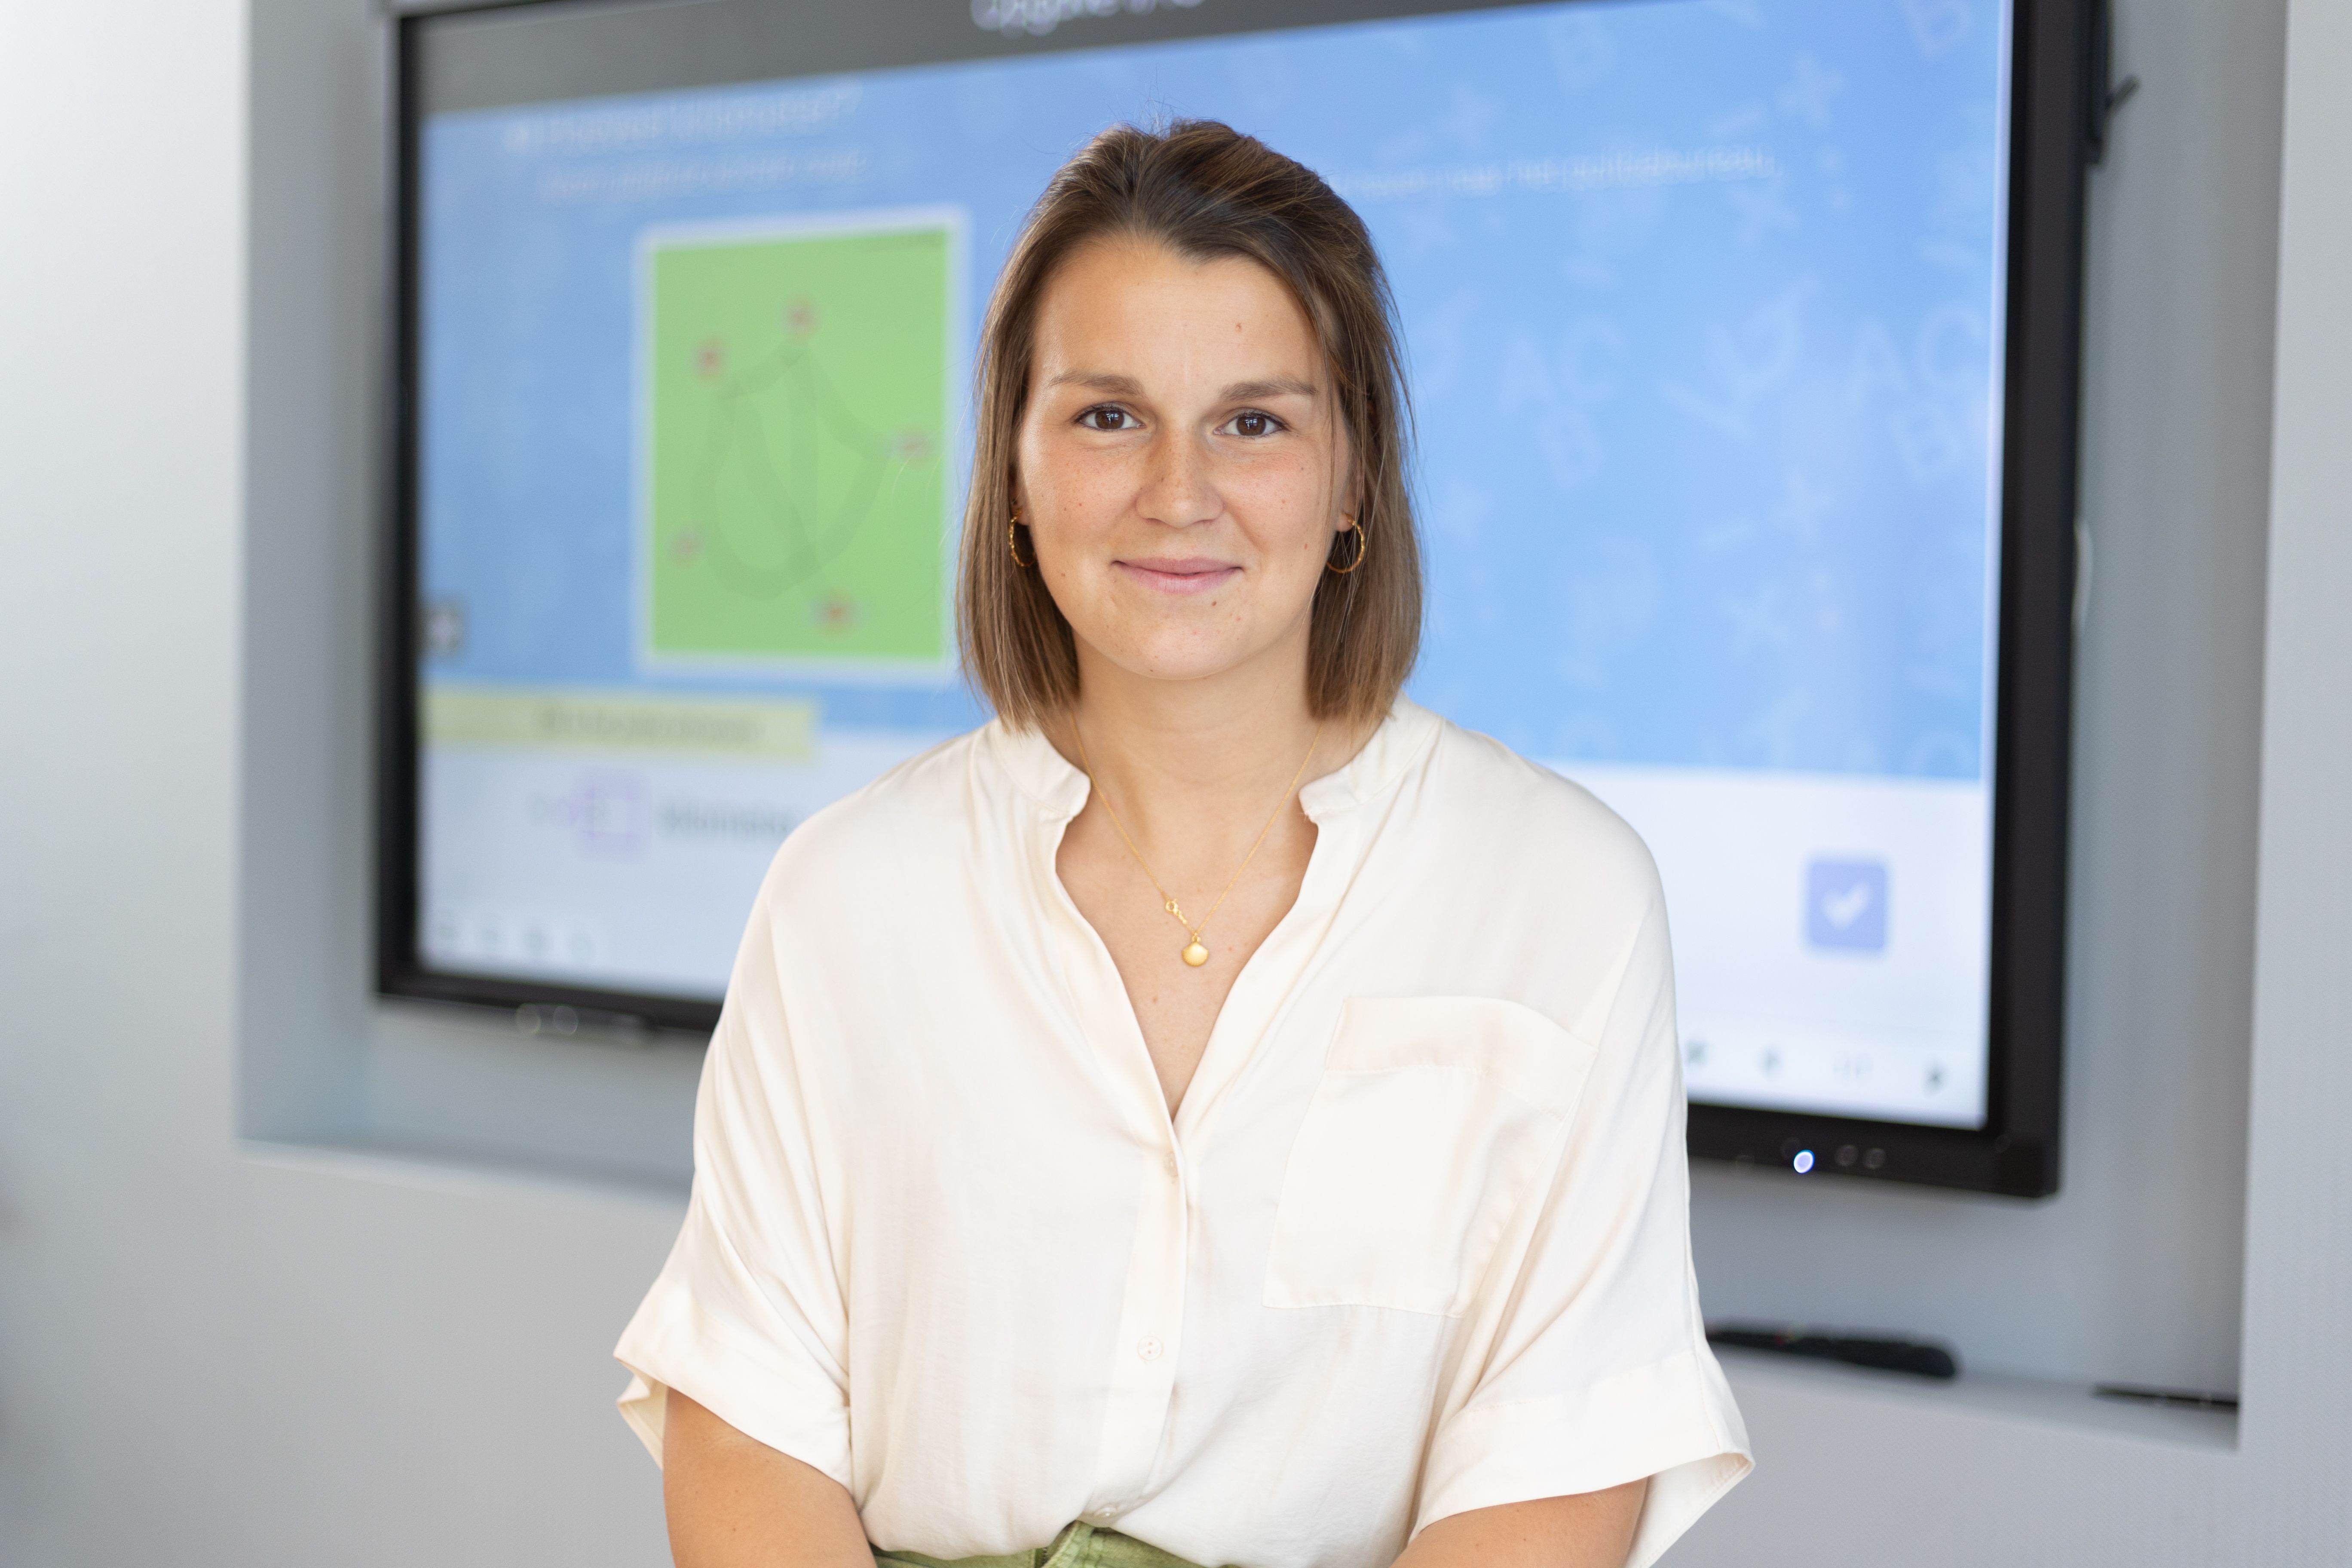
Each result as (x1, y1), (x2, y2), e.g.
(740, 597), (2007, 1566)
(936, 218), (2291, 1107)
(1231, 410), (1278, 438)
(1081, 407), (1133, 432)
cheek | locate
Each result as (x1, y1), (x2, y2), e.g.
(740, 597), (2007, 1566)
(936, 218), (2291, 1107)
(1018, 435), (1122, 534)
(1232, 461), (1341, 563)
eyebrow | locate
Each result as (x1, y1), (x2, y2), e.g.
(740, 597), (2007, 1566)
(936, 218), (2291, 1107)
(1048, 371), (1146, 396)
(1046, 371), (1322, 401)
(1219, 376), (1320, 402)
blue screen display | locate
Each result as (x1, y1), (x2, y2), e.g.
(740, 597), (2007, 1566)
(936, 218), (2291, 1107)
(416, 0), (2013, 1126)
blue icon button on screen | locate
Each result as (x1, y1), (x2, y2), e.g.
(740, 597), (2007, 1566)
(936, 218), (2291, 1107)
(1806, 858), (1889, 952)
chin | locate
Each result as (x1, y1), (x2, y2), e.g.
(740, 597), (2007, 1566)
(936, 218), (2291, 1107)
(1094, 631), (1265, 687)
(1124, 652), (1252, 686)
(1064, 586), (1311, 689)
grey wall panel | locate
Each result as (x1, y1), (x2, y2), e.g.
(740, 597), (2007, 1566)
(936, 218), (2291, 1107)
(1686, 0), (2280, 1394)
(2235, 0), (2352, 1550)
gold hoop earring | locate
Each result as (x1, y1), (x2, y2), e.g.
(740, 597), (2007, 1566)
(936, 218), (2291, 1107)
(1008, 506), (1033, 569)
(1326, 514), (1367, 575)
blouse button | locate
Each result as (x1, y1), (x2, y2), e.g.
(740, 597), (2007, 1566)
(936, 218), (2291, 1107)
(1136, 1337), (1164, 1361)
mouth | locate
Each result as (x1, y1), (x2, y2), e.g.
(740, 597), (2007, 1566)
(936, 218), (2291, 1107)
(1114, 556), (1242, 595)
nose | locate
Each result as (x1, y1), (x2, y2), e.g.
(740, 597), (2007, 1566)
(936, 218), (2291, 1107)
(1135, 427), (1220, 530)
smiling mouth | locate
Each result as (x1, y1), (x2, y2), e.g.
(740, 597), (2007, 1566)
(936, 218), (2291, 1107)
(1115, 557), (1241, 595)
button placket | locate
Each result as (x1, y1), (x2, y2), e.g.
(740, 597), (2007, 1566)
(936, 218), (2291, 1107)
(1082, 1145), (1189, 1514)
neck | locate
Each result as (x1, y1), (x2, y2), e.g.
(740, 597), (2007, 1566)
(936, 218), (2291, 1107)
(1054, 637), (1355, 857)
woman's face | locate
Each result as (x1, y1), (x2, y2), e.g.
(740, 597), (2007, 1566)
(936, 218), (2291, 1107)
(1015, 237), (1354, 696)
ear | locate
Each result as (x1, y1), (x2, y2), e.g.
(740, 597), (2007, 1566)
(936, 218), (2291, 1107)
(1335, 482), (1361, 533)
(1334, 441), (1363, 531)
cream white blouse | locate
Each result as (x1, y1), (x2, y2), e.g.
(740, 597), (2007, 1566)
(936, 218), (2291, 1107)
(616, 700), (1750, 1568)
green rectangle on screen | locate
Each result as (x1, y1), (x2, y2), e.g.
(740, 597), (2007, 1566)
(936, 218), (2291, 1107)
(641, 209), (959, 668)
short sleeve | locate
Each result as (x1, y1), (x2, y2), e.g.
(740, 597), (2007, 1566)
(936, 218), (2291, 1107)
(613, 886), (854, 1486)
(1413, 885), (1751, 1567)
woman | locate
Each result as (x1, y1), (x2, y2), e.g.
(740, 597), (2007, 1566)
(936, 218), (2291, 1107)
(616, 120), (1750, 1568)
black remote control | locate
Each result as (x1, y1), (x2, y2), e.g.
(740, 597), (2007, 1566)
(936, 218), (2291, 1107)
(1706, 1321), (1960, 1380)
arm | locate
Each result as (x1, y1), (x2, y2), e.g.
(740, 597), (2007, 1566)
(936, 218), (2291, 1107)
(1392, 1482), (1649, 1568)
(663, 1388), (874, 1568)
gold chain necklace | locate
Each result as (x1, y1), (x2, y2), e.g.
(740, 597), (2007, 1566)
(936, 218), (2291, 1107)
(1073, 721), (1322, 969)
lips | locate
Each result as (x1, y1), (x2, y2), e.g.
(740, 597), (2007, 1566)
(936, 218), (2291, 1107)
(1115, 556), (1241, 595)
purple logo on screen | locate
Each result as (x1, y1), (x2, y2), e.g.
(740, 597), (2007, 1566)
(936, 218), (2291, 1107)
(1806, 858), (1888, 952)
(567, 770), (650, 858)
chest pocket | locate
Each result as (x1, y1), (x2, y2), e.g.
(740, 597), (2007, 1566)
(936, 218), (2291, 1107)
(1262, 997), (1599, 1317)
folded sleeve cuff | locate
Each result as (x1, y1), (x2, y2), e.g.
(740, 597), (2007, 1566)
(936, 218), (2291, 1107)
(612, 1274), (854, 1489)
(1415, 1349), (1753, 1568)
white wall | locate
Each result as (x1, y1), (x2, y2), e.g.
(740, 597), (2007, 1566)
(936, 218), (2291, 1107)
(0, 1), (677, 1560)
(1, 0), (2346, 1563)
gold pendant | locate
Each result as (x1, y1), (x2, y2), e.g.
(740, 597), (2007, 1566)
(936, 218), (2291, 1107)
(1182, 940), (1210, 968)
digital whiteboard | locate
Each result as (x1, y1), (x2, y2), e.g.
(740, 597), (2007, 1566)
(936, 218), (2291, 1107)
(385, 0), (2090, 1194)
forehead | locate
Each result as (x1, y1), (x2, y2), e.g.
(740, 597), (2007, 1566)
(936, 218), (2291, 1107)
(1030, 237), (1322, 372)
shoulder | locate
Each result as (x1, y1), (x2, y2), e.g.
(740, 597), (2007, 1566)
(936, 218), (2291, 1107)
(752, 727), (989, 907)
(1351, 707), (1675, 1054)
(1415, 711), (1664, 916)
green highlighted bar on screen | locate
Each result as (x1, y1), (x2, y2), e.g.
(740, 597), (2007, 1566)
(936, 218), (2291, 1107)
(423, 686), (818, 760)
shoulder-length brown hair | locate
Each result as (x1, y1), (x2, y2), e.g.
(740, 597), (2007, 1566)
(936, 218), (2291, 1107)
(958, 119), (1423, 728)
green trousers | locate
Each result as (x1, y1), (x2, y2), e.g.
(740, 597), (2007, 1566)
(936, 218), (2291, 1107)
(875, 1520), (1225, 1568)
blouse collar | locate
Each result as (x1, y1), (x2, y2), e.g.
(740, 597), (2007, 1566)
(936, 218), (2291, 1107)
(983, 697), (1441, 827)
